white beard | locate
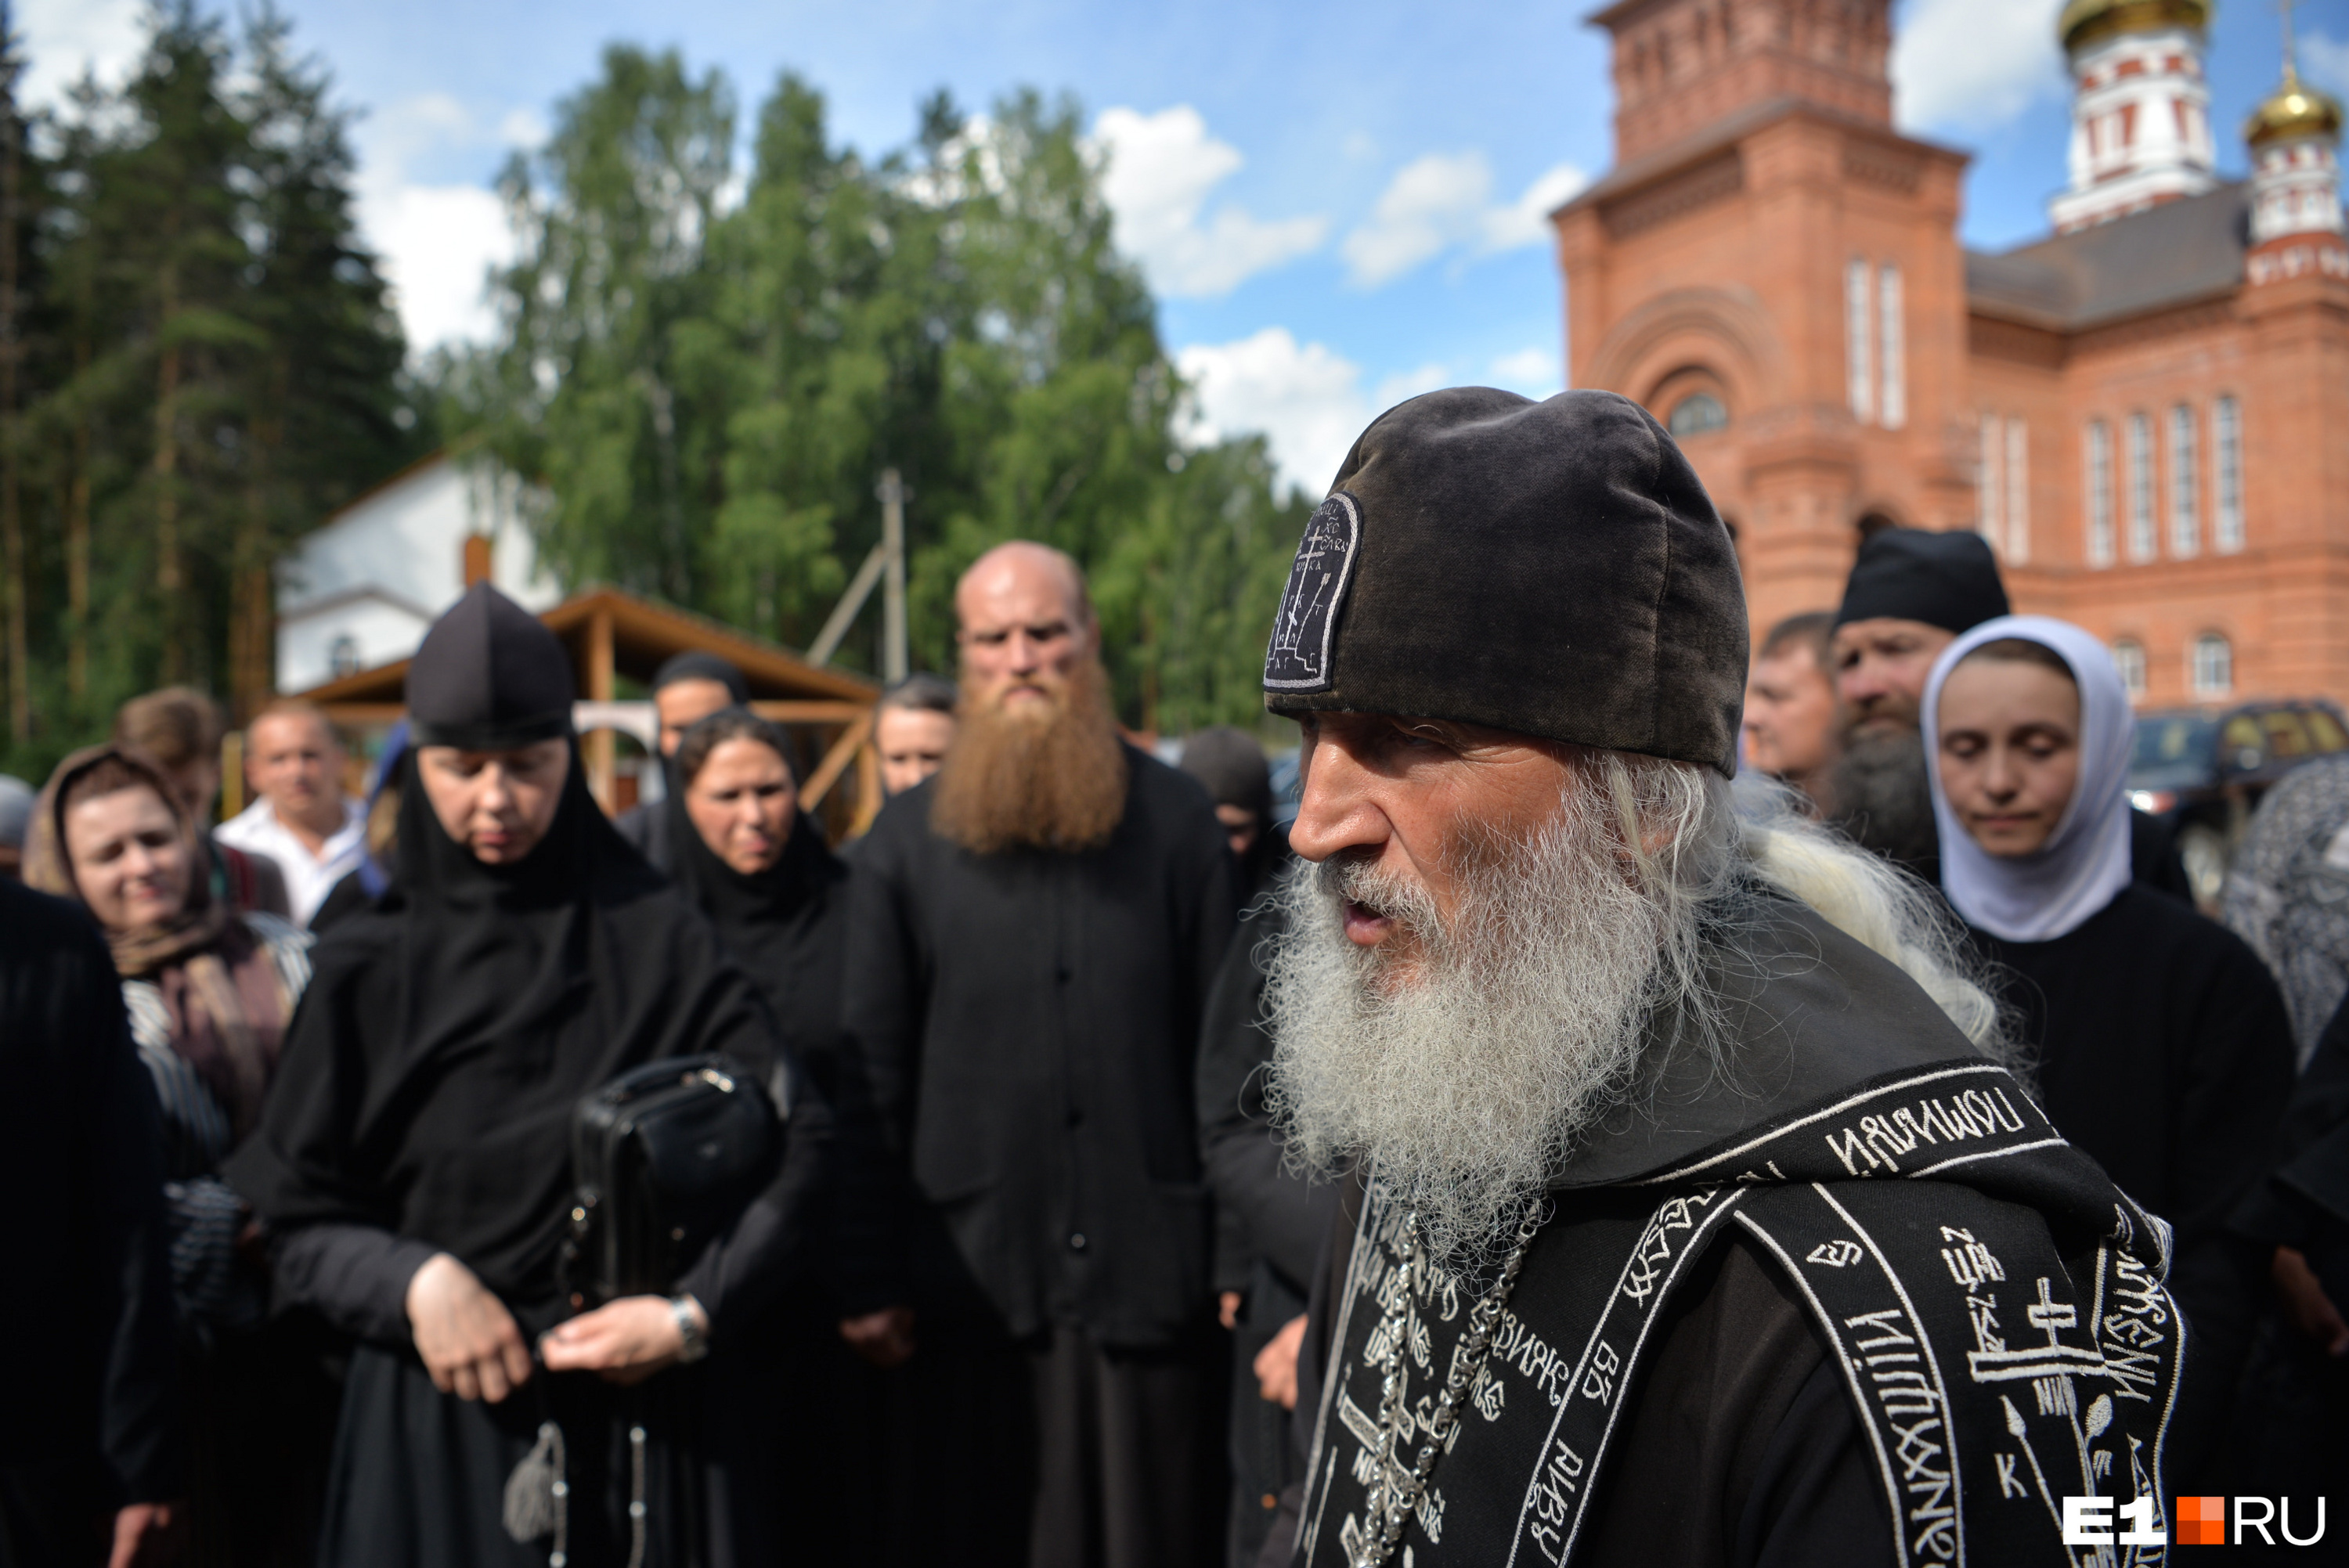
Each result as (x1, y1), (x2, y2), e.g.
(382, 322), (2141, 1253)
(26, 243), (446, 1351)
(1263, 783), (1700, 1263)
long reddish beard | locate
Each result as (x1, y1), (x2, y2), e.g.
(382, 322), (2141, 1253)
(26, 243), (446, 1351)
(929, 657), (1128, 854)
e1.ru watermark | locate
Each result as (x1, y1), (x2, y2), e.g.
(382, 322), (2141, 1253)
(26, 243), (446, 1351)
(2061, 1496), (2328, 1547)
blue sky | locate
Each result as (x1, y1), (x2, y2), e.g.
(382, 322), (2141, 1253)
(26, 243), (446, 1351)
(27, 0), (2348, 494)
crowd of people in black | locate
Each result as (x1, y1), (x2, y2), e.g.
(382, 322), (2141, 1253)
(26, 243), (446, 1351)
(4, 387), (2348, 1568)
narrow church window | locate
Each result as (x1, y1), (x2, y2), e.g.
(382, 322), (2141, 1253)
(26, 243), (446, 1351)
(2127, 414), (2156, 561)
(1877, 264), (1905, 429)
(2005, 419), (2030, 564)
(2191, 633), (2232, 699)
(2215, 395), (2243, 553)
(1979, 415), (2002, 542)
(1846, 258), (1873, 423)
(2112, 639), (2147, 701)
(2168, 403), (2199, 557)
(2086, 420), (2115, 568)
(1668, 392), (1728, 438)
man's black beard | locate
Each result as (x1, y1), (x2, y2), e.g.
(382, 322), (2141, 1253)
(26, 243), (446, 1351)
(1828, 726), (1941, 881)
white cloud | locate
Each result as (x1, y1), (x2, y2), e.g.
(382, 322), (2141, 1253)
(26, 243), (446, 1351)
(1092, 106), (1326, 298)
(1340, 153), (1586, 289)
(20, 0), (141, 109)
(1487, 347), (1563, 398)
(1481, 164), (1592, 250)
(1178, 328), (1371, 495)
(1892, 0), (2067, 132)
(362, 182), (514, 351)
(352, 94), (539, 355)
(1176, 329), (1461, 493)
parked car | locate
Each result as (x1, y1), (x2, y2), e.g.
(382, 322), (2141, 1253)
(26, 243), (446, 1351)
(2128, 700), (2349, 906)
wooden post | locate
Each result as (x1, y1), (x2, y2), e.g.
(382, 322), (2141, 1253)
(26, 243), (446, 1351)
(877, 468), (909, 683)
(463, 534), (492, 588)
(219, 731), (244, 822)
(585, 607), (615, 813)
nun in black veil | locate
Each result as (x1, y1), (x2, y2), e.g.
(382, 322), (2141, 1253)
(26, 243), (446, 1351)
(660, 706), (909, 1559)
(226, 585), (831, 1568)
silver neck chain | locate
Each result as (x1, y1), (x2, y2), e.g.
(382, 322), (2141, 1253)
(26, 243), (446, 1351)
(1355, 1195), (1546, 1568)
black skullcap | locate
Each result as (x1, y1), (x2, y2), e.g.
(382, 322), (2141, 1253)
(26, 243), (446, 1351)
(1834, 528), (2010, 635)
(652, 651), (750, 705)
(406, 583), (575, 749)
(1180, 726), (1273, 819)
(1261, 388), (1747, 777)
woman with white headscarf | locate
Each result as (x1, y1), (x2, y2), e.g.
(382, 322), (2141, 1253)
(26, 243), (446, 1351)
(1926, 615), (2295, 1483)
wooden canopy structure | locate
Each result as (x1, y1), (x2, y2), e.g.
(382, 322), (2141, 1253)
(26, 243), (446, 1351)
(291, 585), (886, 838)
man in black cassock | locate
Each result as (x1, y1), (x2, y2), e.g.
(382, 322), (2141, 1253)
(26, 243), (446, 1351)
(841, 541), (1235, 1568)
(1255, 389), (2187, 1566)
(1826, 528), (2190, 898)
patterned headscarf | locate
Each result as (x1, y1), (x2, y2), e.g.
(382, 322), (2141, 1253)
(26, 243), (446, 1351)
(27, 744), (284, 1134)
(2224, 753), (2349, 1069)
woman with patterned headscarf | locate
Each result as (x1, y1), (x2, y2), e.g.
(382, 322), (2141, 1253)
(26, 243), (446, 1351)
(2225, 753), (2349, 1069)
(26, 743), (319, 1565)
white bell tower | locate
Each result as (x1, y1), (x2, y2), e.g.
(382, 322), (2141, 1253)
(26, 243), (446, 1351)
(2048, 0), (2218, 234)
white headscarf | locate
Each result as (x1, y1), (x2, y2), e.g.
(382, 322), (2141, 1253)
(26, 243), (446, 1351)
(1922, 615), (2134, 943)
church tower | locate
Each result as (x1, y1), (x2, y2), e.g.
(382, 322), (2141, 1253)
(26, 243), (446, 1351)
(2048, 0), (2217, 233)
(1554, 0), (1972, 637)
(2243, 27), (2346, 284)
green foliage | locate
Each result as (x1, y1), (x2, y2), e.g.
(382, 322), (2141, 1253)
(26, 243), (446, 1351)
(0, 2), (424, 781)
(442, 63), (1303, 732)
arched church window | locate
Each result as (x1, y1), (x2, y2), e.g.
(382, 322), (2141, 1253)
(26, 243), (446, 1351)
(1668, 392), (1727, 438)
(328, 634), (360, 679)
(2191, 633), (2232, 699)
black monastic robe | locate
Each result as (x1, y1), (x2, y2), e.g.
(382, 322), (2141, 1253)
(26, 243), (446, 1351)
(226, 754), (832, 1568)
(1971, 884), (2295, 1485)
(1283, 899), (2188, 1568)
(840, 746), (1235, 1566)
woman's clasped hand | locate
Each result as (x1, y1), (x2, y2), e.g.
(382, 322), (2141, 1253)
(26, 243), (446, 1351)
(406, 1252), (707, 1397)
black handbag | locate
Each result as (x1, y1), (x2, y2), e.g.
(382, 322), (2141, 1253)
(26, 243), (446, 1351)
(564, 1054), (781, 1306)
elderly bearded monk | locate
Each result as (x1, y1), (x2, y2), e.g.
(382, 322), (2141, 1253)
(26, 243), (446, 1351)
(1258, 390), (2187, 1568)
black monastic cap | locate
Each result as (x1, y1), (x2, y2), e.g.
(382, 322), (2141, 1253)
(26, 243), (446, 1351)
(651, 650), (750, 705)
(1261, 387), (1748, 777)
(1834, 528), (2010, 636)
(406, 583), (576, 749)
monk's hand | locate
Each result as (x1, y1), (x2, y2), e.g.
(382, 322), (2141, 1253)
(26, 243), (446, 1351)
(839, 1306), (917, 1368)
(1255, 1313), (1308, 1410)
(406, 1253), (533, 1402)
(542, 1295), (702, 1385)
(2273, 1246), (2349, 1356)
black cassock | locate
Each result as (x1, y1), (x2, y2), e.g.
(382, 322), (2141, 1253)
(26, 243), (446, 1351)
(0, 881), (180, 1553)
(226, 752), (832, 1568)
(1969, 884), (2294, 1487)
(1193, 837), (1344, 1568)
(1278, 901), (2189, 1568)
(661, 796), (892, 1560)
(840, 748), (1235, 1567)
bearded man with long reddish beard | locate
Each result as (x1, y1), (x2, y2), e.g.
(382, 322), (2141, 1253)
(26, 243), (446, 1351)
(1252, 390), (2188, 1568)
(840, 542), (1236, 1568)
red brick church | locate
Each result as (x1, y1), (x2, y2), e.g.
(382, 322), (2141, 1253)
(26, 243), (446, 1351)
(1553, 0), (2347, 709)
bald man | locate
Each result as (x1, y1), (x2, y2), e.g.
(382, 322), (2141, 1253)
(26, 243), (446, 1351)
(839, 541), (1234, 1568)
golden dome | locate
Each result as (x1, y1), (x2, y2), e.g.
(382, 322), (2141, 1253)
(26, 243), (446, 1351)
(2059, 0), (2210, 52)
(2246, 68), (2345, 146)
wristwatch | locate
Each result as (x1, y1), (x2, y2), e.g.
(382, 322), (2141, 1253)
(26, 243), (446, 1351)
(670, 1295), (709, 1364)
